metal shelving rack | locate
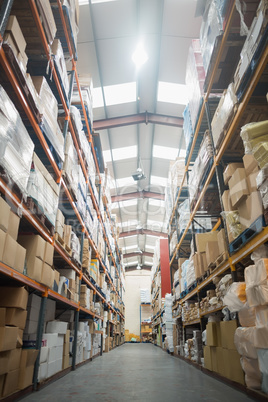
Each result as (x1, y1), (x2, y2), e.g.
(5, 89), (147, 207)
(0, 0), (125, 393)
(168, 1), (268, 393)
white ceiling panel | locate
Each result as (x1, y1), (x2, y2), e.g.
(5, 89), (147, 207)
(154, 125), (182, 148)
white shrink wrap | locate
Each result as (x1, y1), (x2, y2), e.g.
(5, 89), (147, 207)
(238, 303), (256, 327)
(245, 260), (268, 307)
(253, 326), (268, 349)
(234, 327), (257, 359)
(257, 349), (268, 394)
(240, 356), (262, 390)
(222, 282), (246, 312)
(255, 305), (268, 328)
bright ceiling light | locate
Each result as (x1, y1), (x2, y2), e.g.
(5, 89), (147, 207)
(136, 263), (142, 270)
(116, 177), (136, 188)
(179, 149), (186, 157)
(153, 145), (178, 160)
(149, 199), (165, 208)
(112, 145), (137, 161)
(104, 82), (136, 106)
(92, 87), (104, 108)
(151, 175), (167, 187)
(132, 42), (148, 69)
(158, 82), (189, 105)
(102, 149), (112, 163)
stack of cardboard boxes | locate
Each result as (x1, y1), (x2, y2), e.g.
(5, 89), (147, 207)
(0, 198), (26, 275)
(204, 319), (245, 385)
(222, 155), (263, 243)
(18, 234), (54, 288)
(0, 287), (38, 397)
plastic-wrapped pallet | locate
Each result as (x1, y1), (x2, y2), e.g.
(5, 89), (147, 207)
(178, 199), (190, 234)
(63, 132), (79, 199)
(245, 259), (268, 307)
(0, 85), (34, 198)
(71, 231), (81, 263)
(240, 120), (268, 168)
(211, 83), (238, 149)
(256, 166), (268, 210)
(31, 76), (64, 165)
(140, 289), (151, 304)
(163, 294), (174, 352)
(257, 349), (268, 394)
(51, 39), (69, 98)
(188, 132), (213, 203)
(199, 0), (223, 74)
(183, 104), (194, 156)
(234, 0), (268, 94)
(185, 39), (205, 131)
(77, 166), (87, 219)
(27, 153), (60, 226)
(72, 75), (94, 130)
(168, 157), (185, 206)
(186, 256), (196, 289)
(180, 260), (189, 294)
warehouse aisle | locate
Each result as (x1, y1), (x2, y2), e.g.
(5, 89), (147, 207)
(20, 344), (255, 402)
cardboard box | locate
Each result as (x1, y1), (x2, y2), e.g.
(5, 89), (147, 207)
(205, 241), (220, 267)
(0, 309), (5, 327)
(18, 365), (34, 390)
(211, 346), (218, 372)
(204, 346), (213, 371)
(5, 15), (26, 53)
(24, 319), (38, 335)
(220, 320), (237, 350)
(195, 232), (218, 254)
(2, 234), (17, 268)
(63, 225), (72, 248)
(20, 349), (39, 368)
(238, 191), (263, 230)
(8, 348), (22, 371)
(247, 170), (259, 192)
(0, 287), (28, 310)
(229, 168), (249, 208)
(0, 351), (9, 375)
(56, 209), (65, 228)
(217, 229), (228, 256)
(197, 252), (207, 276)
(0, 230), (6, 261)
(193, 253), (201, 279)
(44, 241), (54, 266)
(223, 163), (243, 185)
(222, 190), (234, 212)
(62, 353), (70, 369)
(0, 326), (18, 351)
(18, 235), (46, 262)
(2, 368), (19, 397)
(215, 347), (225, 377)
(0, 198), (10, 232)
(26, 256), (43, 283)
(206, 322), (221, 347)
(7, 212), (20, 241)
(38, 362), (47, 382)
(243, 154), (259, 175)
(222, 349), (245, 385)
(41, 263), (54, 288)
(5, 309), (27, 330)
(14, 243), (26, 274)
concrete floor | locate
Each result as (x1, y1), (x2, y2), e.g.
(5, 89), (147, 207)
(19, 344), (256, 402)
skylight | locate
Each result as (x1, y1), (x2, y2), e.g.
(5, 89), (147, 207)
(153, 145), (178, 160)
(124, 260), (138, 266)
(149, 199), (165, 208)
(112, 145), (137, 161)
(92, 87), (104, 108)
(102, 149), (112, 163)
(145, 244), (156, 250)
(121, 235), (137, 240)
(179, 149), (186, 157)
(116, 177), (136, 188)
(112, 199), (138, 209)
(151, 175), (167, 187)
(123, 245), (137, 251)
(119, 220), (138, 228)
(157, 82), (188, 105)
(104, 82), (136, 106)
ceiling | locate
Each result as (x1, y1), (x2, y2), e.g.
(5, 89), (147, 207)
(77, 0), (202, 269)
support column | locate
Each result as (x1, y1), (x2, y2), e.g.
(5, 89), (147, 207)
(160, 238), (171, 297)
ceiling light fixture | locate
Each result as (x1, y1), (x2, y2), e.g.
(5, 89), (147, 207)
(132, 158), (146, 181)
(136, 263), (142, 270)
(132, 42), (148, 69)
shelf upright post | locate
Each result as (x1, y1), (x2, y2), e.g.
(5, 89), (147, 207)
(0, 0), (13, 37)
(72, 232), (84, 370)
(33, 290), (48, 391)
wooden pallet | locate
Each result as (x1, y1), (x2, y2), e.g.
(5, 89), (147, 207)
(215, 252), (228, 268)
(208, 262), (217, 274)
(55, 232), (72, 257)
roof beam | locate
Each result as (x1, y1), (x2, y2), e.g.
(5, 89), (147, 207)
(119, 229), (168, 238)
(93, 112), (183, 131)
(123, 251), (153, 258)
(112, 191), (164, 203)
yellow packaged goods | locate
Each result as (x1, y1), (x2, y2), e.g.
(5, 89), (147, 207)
(240, 120), (268, 141)
(90, 259), (99, 282)
(253, 142), (268, 169)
